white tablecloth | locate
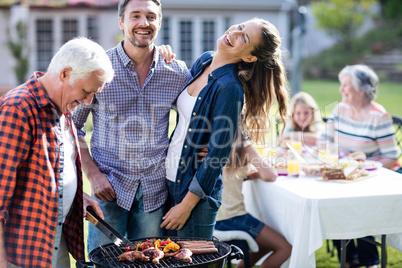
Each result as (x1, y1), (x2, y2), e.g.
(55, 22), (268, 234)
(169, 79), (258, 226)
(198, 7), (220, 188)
(243, 168), (402, 268)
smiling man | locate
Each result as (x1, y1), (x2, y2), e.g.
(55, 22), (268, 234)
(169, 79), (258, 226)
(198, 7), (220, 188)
(0, 37), (113, 267)
(73, 0), (191, 253)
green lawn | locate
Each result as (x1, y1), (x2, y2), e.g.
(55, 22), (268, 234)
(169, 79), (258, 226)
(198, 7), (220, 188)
(301, 80), (402, 117)
(72, 79), (402, 267)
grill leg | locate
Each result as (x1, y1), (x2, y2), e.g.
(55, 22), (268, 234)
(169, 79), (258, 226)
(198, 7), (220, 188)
(226, 240), (250, 268)
(227, 257), (232, 268)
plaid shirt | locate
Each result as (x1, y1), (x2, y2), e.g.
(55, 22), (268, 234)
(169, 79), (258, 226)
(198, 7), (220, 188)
(0, 73), (84, 267)
(73, 40), (191, 211)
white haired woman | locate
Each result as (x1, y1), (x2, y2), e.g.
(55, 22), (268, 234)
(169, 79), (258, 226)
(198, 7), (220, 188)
(322, 64), (400, 268)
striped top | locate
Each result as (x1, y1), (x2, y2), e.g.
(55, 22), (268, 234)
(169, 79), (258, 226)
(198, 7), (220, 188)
(217, 142), (255, 221)
(323, 102), (399, 161)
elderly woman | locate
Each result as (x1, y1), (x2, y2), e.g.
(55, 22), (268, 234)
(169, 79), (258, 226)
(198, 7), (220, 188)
(324, 64), (399, 168)
(323, 64), (400, 268)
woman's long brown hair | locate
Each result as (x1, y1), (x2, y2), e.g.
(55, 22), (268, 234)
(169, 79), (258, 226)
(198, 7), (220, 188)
(237, 18), (289, 145)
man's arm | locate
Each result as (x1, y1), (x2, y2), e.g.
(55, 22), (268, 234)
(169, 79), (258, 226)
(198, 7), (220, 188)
(78, 137), (116, 201)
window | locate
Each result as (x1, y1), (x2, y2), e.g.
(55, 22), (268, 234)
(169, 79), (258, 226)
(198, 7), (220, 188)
(87, 17), (99, 42)
(162, 17), (170, 45)
(179, 20), (193, 67)
(202, 20), (215, 51)
(36, 19), (53, 72)
(62, 19), (78, 43)
(224, 18), (231, 33)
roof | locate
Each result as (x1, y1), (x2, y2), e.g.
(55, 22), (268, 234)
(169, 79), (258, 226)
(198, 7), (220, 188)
(0, 0), (119, 7)
(163, 0), (296, 11)
(0, 0), (297, 10)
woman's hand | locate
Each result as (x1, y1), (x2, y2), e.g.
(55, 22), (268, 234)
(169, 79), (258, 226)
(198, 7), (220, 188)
(160, 203), (192, 230)
(157, 45), (176, 64)
(160, 192), (201, 230)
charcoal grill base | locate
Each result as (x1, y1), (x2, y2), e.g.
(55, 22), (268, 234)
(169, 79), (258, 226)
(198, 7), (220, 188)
(77, 236), (242, 268)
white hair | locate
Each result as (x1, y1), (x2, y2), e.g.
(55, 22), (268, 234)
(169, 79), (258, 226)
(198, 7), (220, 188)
(47, 37), (114, 86)
(338, 64), (379, 102)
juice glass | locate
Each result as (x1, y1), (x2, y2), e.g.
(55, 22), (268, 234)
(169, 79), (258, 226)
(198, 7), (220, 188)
(287, 152), (300, 177)
(290, 131), (302, 151)
(317, 140), (327, 161)
(326, 143), (339, 167)
(267, 147), (277, 162)
(256, 146), (265, 157)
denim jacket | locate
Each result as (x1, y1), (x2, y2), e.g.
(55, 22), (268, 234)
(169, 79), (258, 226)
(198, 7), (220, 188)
(171, 51), (244, 209)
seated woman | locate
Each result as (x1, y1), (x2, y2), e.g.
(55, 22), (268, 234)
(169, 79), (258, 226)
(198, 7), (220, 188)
(322, 64), (400, 268)
(160, 18), (289, 239)
(215, 129), (292, 268)
(279, 91), (323, 147)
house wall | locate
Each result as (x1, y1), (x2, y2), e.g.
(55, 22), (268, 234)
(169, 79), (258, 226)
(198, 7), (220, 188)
(28, 8), (121, 73)
(0, 1), (297, 89)
(154, 9), (291, 67)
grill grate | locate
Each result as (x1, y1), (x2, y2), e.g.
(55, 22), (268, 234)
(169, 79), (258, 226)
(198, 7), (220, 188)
(88, 237), (230, 268)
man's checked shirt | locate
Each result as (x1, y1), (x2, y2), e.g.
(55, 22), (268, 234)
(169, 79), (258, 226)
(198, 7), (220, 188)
(73, 41), (191, 211)
(0, 73), (85, 266)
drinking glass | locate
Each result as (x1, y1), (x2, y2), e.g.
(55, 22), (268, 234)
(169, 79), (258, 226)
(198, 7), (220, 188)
(290, 131), (302, 151)
(256, 145), (265, 157)
(326, 143), (339, 167)
(287, 151), (300, 177)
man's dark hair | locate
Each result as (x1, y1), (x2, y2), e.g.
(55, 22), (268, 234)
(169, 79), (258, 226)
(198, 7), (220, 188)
(118, 0), (162, 20)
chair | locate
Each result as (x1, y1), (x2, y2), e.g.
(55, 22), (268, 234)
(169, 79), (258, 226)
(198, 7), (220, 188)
(213, 229), (259, 268)
(336, 236), (387, 268)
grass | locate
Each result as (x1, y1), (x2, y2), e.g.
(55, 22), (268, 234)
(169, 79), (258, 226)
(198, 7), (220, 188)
(301, 80), (402, 117)
(71, 79), (402, 267)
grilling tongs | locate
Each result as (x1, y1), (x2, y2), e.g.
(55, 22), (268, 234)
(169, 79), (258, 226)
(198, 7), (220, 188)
(86, 207), (132, 248)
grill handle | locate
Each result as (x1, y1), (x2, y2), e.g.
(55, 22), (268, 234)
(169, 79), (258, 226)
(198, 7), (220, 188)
(75, 260), (94, 268)
(228, 244), (244, 261)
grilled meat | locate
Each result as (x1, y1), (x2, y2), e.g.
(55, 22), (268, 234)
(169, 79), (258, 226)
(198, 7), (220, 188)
(165, 248), (193, 263)
(118, 250), (150, 262)
(143, 248), (165, 264)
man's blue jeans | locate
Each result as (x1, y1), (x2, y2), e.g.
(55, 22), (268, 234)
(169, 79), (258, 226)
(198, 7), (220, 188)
(87, 186), (165, 253)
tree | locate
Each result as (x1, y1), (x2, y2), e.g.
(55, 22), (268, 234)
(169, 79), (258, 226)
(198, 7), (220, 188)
(311, 0), (377, 50)
(379, 0), (402, 19)
(7, 20), (29, 84)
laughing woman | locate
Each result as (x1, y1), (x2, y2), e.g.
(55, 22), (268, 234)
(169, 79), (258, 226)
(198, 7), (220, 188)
(161, 18), (289, 239)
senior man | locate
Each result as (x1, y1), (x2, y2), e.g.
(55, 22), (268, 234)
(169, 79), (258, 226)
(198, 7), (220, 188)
(0, 37), (113, 267)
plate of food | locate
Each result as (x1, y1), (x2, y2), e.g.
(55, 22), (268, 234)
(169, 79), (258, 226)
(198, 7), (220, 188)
(362, 160), (383, 171)
(317, 166), (376, 183)
(339, 152), (383, 171)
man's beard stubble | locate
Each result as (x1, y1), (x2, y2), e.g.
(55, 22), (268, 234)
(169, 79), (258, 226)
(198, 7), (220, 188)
(128, 30), (156, 49)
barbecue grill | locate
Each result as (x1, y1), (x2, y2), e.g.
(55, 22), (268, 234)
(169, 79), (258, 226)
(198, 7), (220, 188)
(76, 236), (243, 268)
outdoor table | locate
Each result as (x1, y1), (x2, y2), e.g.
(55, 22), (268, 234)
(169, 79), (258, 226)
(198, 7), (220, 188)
(243, 167), (402, 268)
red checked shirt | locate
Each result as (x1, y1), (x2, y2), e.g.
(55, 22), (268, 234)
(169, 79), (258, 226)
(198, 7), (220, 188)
(0, 72), (84, 267)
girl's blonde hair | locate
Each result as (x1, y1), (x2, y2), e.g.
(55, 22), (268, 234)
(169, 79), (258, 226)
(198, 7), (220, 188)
(289, 92), (322, 133)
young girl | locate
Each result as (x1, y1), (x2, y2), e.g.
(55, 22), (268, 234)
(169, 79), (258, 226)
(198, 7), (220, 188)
(215, 129), (292, 268)
(280, 92), (323, 147)
(161, 18), (289, 239)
